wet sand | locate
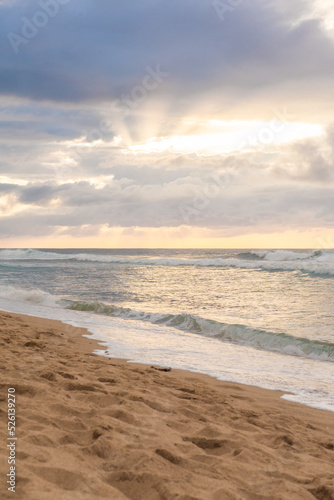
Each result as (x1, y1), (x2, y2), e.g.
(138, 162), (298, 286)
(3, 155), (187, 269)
(0, 311), (333, 500)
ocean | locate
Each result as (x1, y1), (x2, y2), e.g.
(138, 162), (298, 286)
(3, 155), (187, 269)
(1, 248), (334, 411)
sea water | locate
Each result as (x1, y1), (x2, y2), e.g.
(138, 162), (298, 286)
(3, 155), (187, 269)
(0, 248), (333, 411)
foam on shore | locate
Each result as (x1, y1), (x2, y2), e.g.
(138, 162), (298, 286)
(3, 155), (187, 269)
(1, 310), (334, 500)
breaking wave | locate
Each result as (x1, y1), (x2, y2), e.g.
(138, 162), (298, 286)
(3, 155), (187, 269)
(0, 285), (63, 308)
(0, 283), (333, 362)
(0, 248), (333, 276)
(66, 300), (334, 363)
(236, 250), (329, 261)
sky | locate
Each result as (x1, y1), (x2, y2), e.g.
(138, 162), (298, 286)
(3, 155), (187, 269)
(1, 0), (334, 248)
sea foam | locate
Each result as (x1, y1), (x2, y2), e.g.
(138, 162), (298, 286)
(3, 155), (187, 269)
(0, 248), (333, 276)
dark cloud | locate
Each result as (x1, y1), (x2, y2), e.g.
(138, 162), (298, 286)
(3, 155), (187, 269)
(0, 183), (17, 193)
(271, 127), (334, 184)
(0, 101), (105, 141)
(0, 0), (333, 109)
(1, 180), (334, 238)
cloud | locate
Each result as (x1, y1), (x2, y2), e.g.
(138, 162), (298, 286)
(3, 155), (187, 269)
(0, 183), (17, 193)
(0, 0), (333, 116)
(1, 128), (334, 238)
(1, 0), (334, 242)
(271, 127), (334, 183)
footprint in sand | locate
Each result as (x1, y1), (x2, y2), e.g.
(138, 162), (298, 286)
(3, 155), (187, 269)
(26, 433), (56, 447)
(31, 467), (86, 491)
(155, 448), (182, 465)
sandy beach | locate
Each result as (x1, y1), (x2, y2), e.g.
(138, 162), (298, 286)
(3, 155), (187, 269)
(1, 311), (333, 500)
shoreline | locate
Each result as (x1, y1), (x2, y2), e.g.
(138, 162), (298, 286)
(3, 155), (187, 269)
(0, 306), (326, 411)
(1, 310), (334, 499)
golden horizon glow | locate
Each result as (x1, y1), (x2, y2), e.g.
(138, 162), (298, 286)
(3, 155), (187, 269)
(1, 227), (334, 250)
